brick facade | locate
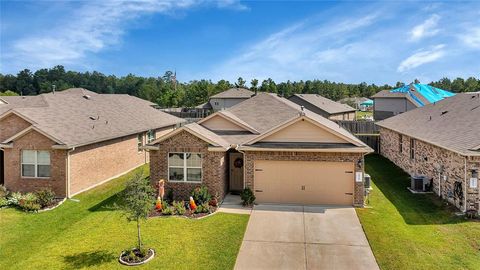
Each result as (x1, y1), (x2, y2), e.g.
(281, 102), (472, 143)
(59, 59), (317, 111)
(380, 127), (480, 212)
(3, 130), (68, 196)
(2, 111), (175, 197)
(69, 133), (149, 196)
(149, 131), (228, 201)
(0, 113), (32, 142)
(243, 151), (365, 206)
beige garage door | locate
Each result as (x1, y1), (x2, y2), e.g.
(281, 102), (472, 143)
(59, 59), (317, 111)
(254, 160), (355, 205)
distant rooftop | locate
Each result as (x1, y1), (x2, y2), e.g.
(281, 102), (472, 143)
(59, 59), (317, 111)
(291, 94), (356, 114)
(210, 88), (254, 99)
(372, 84), (455, 107)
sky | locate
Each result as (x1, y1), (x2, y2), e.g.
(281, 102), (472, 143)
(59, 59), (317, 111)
(1, 0), (479, 85)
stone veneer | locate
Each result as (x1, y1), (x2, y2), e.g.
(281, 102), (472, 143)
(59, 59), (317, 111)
(243, 151), (366, 206)
(149, 131), (228, 201)
(380, 127), (480, 212)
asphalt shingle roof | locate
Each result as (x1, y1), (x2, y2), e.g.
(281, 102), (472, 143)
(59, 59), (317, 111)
(1, 88), (184, 147)
(377, 92), (480, 156)
(291, 94), (356, 114)
(210, 88), (254, 99)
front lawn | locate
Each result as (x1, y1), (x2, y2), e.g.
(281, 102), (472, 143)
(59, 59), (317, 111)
(357, 154), (480, 270)
(0, 165), (249, 270)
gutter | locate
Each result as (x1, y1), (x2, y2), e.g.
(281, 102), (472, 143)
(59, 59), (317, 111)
(464, 156), (467, 212)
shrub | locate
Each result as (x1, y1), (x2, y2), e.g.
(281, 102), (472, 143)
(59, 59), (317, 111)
(172, 201), (186, 215)
(18, 199), (41, 212)
(0, 185), (8, 198)
(191, 186), (211, 205)
(18, 193), (41, 212)
(7, 192), (24, 206)
(195, 202), (211, 214)
(35, 188), (56, 208)
(162, 205), (175, 215)
(165, 189), (174, 203)
(240, 188), (256, 206)
(0, 197), (9, 207)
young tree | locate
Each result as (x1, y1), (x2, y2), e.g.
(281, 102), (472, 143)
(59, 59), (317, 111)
(120, 173), (155, 250)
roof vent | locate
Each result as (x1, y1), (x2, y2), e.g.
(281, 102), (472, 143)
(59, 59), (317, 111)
(299, 105), (305, 116)
(440, 111), (448, 116)
(83, 95), (91, 100)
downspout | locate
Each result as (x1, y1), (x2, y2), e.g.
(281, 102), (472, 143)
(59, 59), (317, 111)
(66, 147), (75, 198)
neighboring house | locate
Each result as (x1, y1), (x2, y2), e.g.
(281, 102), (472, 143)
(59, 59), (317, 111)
(377, 92), (480, 213)
(199, 88), (254, 111)
(0, 88), (184, 197)
(289, 94), (357, 121)
(372, 84), (455, 120)
(147, 93), (373, 206)
(339, 97), (373, 111)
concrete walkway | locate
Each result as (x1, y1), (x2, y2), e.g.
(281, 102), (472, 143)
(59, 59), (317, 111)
(234, 204), (379, 270)
(218, 193), (252, 215)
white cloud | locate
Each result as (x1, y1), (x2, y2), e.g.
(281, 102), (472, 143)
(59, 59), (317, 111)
(208, 13), (383, 82)
(397, 44), (446, 72)
(216, 0), (249, 11)
(4, 0), (247, 71)
(409, 14), (440, 41)
(460, 27), (480, 49)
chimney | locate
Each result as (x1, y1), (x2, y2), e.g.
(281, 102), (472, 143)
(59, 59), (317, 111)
(255, 88), (258, 96)
(52, 84), (56, 94)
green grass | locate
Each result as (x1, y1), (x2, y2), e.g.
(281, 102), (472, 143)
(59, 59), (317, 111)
(357, 154), (480, 270)
(0, 165), (249, 270)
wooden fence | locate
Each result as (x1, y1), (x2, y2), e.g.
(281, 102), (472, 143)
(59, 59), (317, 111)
(334, 120), (380, 152)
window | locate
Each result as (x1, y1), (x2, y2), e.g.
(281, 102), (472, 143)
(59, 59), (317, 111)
(399, 134), (403, 153)
(137, 134), (143, 152)
(147, 130), (156, 143)
(410, 138), (415, 160)
(168, 153), (202, 182)
(21, 150), (50, 178)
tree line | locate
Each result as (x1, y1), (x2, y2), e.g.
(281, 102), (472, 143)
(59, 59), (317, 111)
(1, 66), (478, 108)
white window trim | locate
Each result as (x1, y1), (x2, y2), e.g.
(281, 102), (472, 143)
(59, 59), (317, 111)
(21, 150), (51, 179)
(168, 152), (203, 183)
(147, 130), (156, 143)
(137, 133), (144, 152)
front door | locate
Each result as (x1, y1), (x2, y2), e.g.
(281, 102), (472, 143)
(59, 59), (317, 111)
(0, 150), (4, 185)
(229, 152), (244, 192)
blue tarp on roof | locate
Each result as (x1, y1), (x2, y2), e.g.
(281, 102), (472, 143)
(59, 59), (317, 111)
(361, 100), (374, 106)
(390, 84), (455, 106)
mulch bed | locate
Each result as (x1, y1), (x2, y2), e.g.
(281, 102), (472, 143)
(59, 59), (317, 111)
(37, 198), (66, 212)
(148, 207), (218, 219)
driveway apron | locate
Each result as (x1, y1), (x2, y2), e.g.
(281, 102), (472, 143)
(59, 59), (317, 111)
(234, 204), (379, 270)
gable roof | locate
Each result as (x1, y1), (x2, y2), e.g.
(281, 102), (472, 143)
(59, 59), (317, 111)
(150, 123), (230, 150)
(377, 92), (480, 156)
(1, 88), (184, 148)
(372, 84), (455, 107)
(210, 88), (254, 99)
(290, 94), (356, 114)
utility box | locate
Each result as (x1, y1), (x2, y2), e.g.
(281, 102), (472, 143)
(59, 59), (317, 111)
(364, 174), (371, 189)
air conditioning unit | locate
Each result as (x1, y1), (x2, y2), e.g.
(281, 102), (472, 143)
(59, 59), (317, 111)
(364, 174), (372, 189)
(411, 175), (430, 192)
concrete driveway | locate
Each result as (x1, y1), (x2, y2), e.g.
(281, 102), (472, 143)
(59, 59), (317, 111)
(234, 205), (379, 270)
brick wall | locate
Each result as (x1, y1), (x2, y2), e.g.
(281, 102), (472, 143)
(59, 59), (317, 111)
(3, 130), (67, 196)
(380, 127), (480, 212)
(69, 134), (148, 196)
(0, 113), (32, 142)
(149, 130), (228, 201)
(243, 151), (365, 206)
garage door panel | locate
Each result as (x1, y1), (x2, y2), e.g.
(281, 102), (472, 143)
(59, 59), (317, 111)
(254, 160), (354, 205)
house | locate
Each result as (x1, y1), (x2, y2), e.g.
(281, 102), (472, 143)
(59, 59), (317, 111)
(372, 84), (455, 120)
(377, 92), (480, 213)
(147, 93), (373, 206)
(0, 88), (184, 197)
(198, 88), (254, 111)
(288, 94), (357, 121)
(339, 97), (373, 111)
